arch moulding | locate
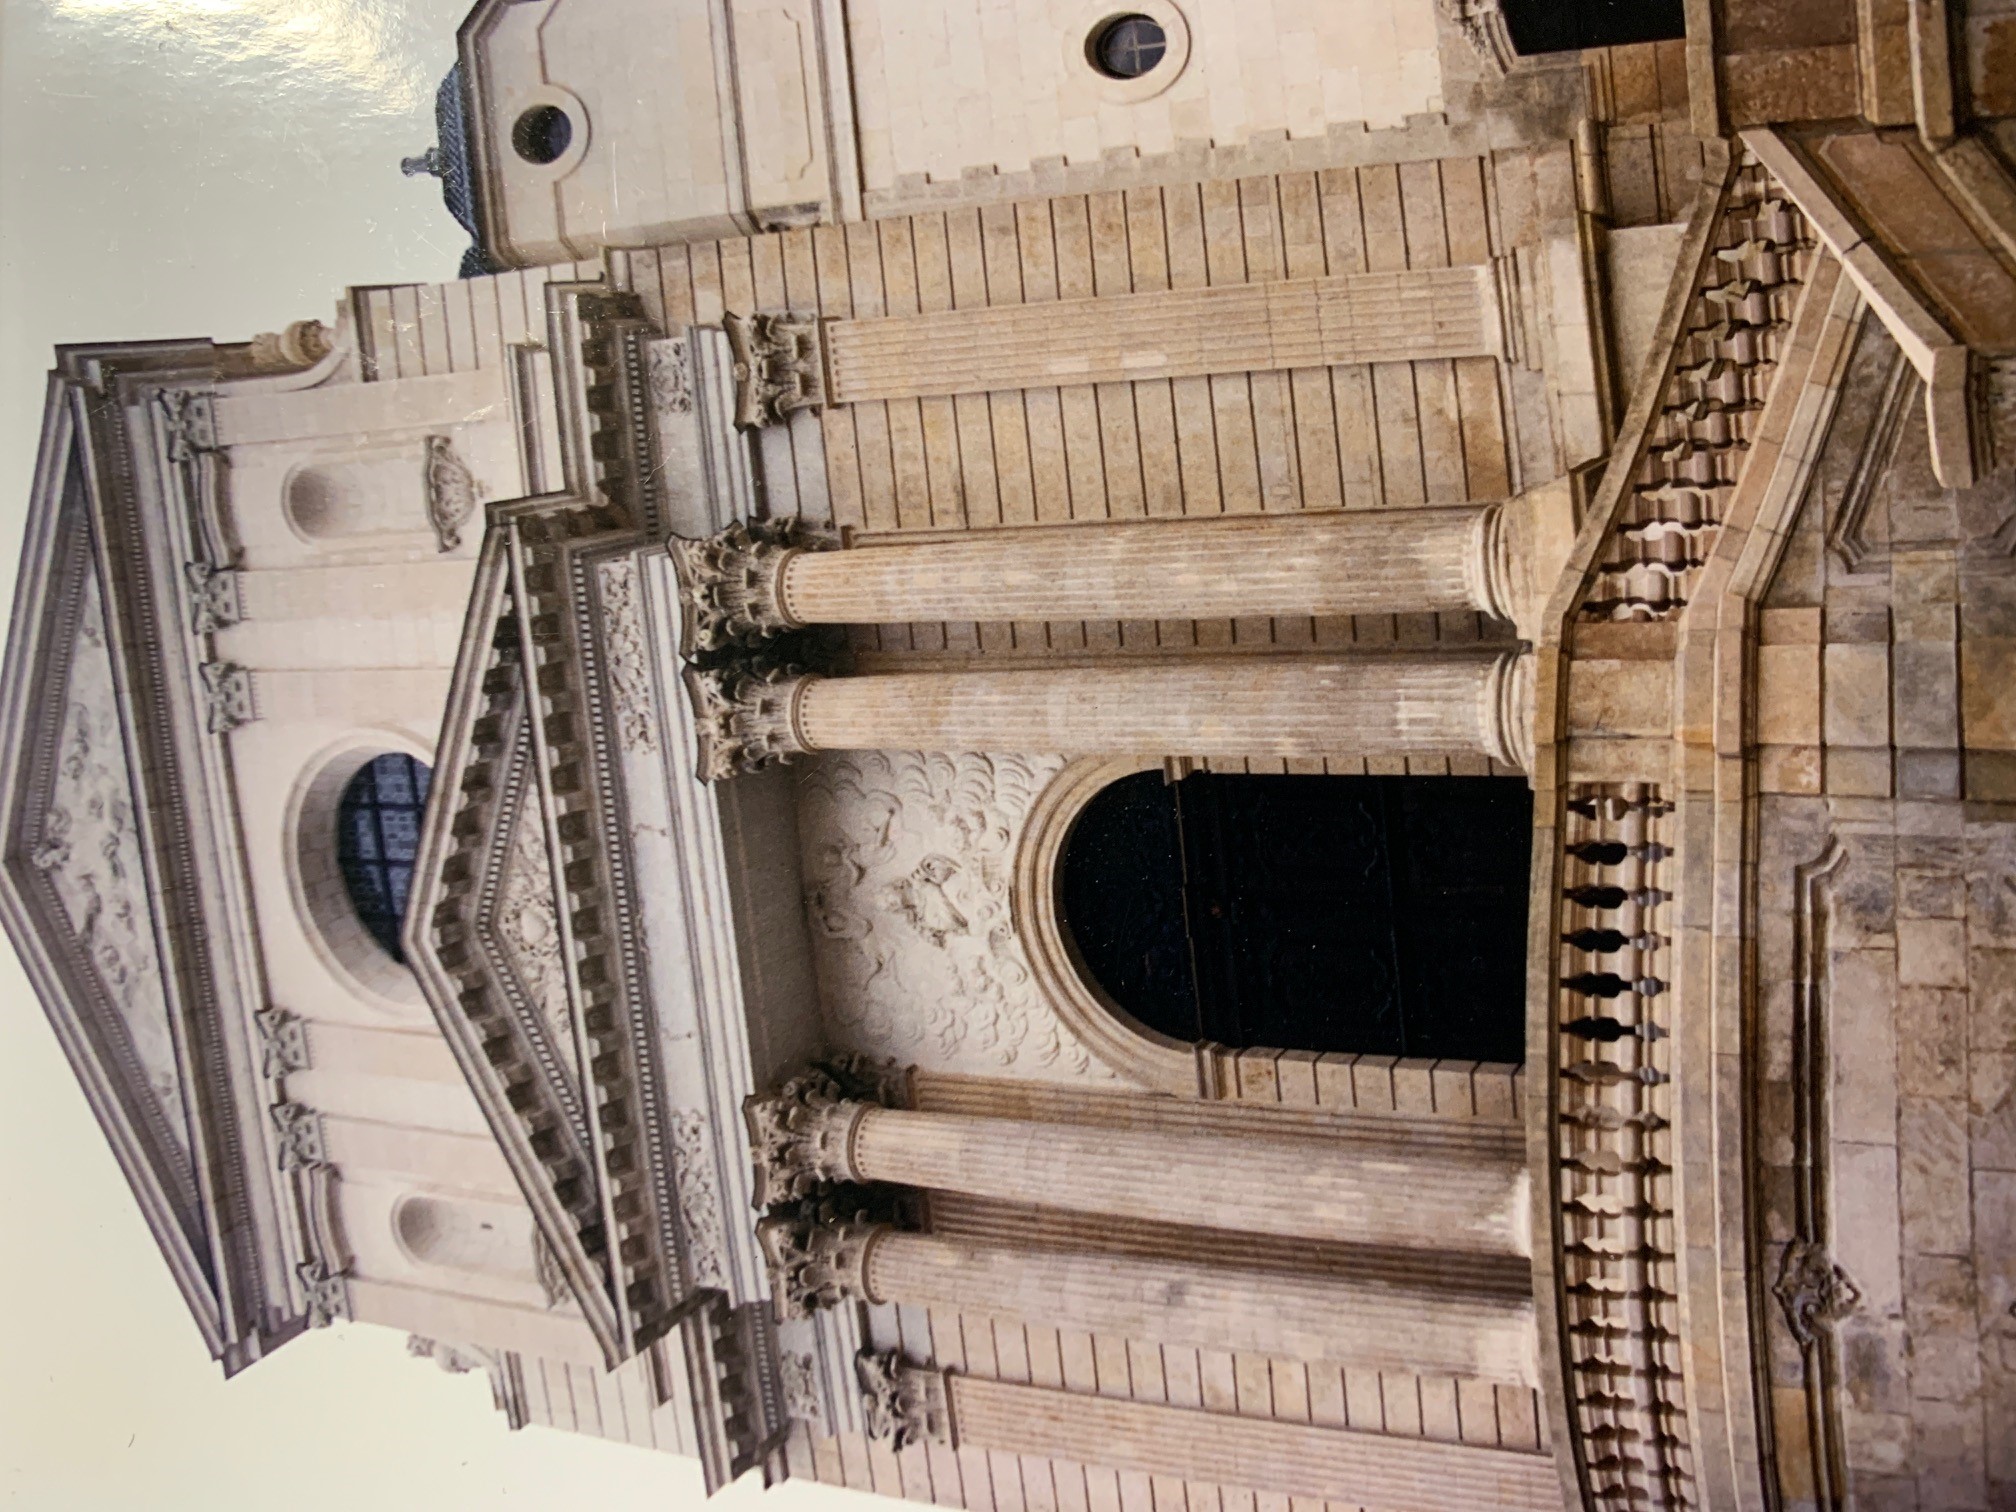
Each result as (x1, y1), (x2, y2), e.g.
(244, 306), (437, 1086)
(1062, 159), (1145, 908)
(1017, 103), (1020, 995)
(1011, 755), (1223, 1098)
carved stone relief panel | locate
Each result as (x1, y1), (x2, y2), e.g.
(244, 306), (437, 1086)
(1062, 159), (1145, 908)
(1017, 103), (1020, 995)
(794, 750), (1116, 1085)
(34, 565), (190, 1151)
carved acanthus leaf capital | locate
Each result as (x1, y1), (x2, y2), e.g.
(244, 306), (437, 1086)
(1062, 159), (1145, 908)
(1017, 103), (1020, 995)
(684, 661), (816, 782)
(755, 1204), (888, 1317)
(669, 518), (833, 655)
(857, 1351), (955, 1450)
(725, 310), (827, 428)
(744, 1067), (877, 1206)
(1773, 1239), (1861, 1347)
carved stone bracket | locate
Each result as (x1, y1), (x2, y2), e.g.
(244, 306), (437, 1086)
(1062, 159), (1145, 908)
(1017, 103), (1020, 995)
(199, 662), (255, 733)
(668, 518), (833, 655)
(744, 1066), (881, 1205)
(270, 1101), (327, 1172)
(685, 661), (816, 782)
(297, 1258), (350, 1327)
(857, 1351), (956, 1450)
(185, 563), (243, 635)
(725, 310), (827, 429)
(254, 1006), (310, 1079)
(1774, 1239), (1862, 1347)
(157, 390), (219, 462)
(755, 1204), (887, 1317)
(425, 434), (479, 552)
(246, 319), (334, 374)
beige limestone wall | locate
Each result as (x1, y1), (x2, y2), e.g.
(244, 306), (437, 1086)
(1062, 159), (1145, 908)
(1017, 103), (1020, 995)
(845, 0), (1444, 198)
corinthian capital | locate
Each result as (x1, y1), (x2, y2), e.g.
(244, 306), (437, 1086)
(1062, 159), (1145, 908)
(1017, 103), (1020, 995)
(857, 1351), (956, 1450)
(684, 661), (816, 781)
(755, 1204), (889, 1317)
(726, 310), (827, 429)
(668, 519), (831, 656)
(743, 1067), (875, 1205)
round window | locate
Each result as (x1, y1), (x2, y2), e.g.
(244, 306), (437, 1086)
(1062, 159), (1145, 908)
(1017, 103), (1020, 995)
(1089, 13), (1168, 78)
(512, 105), (574, 165)
(334, 753), (432, 963)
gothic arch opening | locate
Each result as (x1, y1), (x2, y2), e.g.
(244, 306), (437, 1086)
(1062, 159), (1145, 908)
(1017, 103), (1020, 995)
(1056, 768), (1531, 1062)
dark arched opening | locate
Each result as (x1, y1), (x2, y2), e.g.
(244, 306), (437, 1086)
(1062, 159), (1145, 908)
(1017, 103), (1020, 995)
(1059, 770), (1531, 1061)
(335, 752), (432, 963)
(1501, 0), (1684, 54)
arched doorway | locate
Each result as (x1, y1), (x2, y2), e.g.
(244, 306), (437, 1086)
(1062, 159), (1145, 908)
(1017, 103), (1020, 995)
(1500, 0), (1685, 55)
(1058, 770), (1531, 1062)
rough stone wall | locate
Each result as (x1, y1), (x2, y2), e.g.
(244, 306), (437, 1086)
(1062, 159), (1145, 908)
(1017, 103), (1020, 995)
(1751, 312), (2016, 1511)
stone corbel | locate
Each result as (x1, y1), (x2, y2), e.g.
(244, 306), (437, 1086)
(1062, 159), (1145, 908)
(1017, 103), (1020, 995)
(667, 518), (835, 655)
(200, 662), (256, 733)
(158, 390), (219, 463)
(270, 1100), (327, 1172)
(857, 1351), (956, 1451)
(254, 1006), (310, 1080)
(684, 660), (816, 782)
(185, 563), (243, 636)
(755, 1203), (888, 1318)
(725, 310), (828, 429)
(743, 1066), (877, 1205)
(296, 1257), (351, 1327)
(1773, 1240), (1862, 1347)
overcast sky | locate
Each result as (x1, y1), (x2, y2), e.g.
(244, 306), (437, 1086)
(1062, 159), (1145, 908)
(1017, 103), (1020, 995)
(0, 2), (868, 1506)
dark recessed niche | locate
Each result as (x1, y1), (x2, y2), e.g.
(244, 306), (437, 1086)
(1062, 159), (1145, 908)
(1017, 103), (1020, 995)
(1089, 13), (1168, 79)
(511, 104), (574, 165)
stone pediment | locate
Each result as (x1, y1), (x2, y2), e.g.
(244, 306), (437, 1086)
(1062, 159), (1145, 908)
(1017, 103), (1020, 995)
(0, 351), (295, 1371)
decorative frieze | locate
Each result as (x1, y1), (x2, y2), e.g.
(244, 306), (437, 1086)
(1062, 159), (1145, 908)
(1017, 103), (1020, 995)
(754, 1204), (884, 1317)
(424, 434), (478, 552)
(666, 518), (825, 655)
(725, 310), (827, 429)
(184, 563), (242, 635)
(199, 661), (255, 732)
(856, 1351), (955, 1451)
(684, 661), (815, 781)
(595, 558), (657, 755)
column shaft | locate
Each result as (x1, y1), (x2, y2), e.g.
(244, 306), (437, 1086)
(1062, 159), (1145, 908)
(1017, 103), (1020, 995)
(781, 507), (1509, 625)
(864, 1228), (1537, 1386)
(794, 650), (1531, 768)
(849, 1107), (1530, 1258)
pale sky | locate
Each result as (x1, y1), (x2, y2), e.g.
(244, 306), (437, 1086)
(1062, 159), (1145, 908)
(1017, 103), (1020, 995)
(0, 1), (869, 1506)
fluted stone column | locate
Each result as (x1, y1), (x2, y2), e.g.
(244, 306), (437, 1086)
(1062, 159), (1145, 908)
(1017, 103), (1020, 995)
(688, 647), (1533, 779)
(669, 507), (1513, 652)
(757, 1211), (1538, 1385)
(746, 1070), (1530, 1259)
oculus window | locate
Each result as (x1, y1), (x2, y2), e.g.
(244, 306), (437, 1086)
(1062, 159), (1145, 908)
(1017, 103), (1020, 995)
(1089, 14), (1168, 78)
(335, 753), (432, 963)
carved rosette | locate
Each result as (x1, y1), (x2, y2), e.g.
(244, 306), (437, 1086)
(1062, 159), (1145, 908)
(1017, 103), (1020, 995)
(743, 1068), (875, 1206)
(857, 1351), (955, 1450)
(725, 310), (827, 429)
(684, 661), (816, 782)
(668, 518), (831, 655)
(755, 1205), (887, 1317)
(1774, 1240), (1862, 1347)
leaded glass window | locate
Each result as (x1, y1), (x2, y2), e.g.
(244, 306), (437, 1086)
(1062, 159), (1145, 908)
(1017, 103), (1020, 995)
(335, 753), (432, 963)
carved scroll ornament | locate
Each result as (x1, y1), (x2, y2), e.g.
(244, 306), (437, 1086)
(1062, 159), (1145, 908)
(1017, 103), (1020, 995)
(424, 434), (478, 552)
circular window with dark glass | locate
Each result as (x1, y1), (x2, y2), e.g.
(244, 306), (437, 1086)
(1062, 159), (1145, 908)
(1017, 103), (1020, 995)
(335, 752), (432, 963)
(512, 104), (574, 165)
(1090, 13), (1168, 79)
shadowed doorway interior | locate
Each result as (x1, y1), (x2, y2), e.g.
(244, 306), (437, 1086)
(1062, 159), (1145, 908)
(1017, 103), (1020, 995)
(1059, 770), (1532, 1063)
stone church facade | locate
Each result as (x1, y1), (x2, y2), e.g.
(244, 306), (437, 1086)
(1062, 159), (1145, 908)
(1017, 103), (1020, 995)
(4, 1), (2015, 1508)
